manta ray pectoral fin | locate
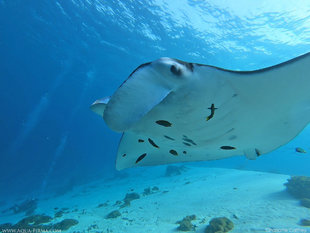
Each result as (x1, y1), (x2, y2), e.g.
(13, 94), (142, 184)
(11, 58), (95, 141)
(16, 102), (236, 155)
(116, 132), (151, 170)
(104, 85), (171, 132)
(116, 131), (238, 170)
(103, 61), (175, 132)
(90, 97), (110, 116)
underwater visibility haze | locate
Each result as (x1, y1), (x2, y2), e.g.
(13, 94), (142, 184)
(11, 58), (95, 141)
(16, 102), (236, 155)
(1, 0), (310, 232)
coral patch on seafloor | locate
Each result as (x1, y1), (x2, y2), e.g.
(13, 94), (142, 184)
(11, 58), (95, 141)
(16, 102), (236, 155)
(284, 176), (310, 225)
(143, 186), (160, 196)
(205, 217), (234, 233)
(15, 215), (52, 227)
(120, 192), (140, 208)
(284, 176), (310, 199)
(54, 210), (64, 218)
(176, 215), (196, 231)
(165, 165), (188, 177)
(0, 215), (78, 231)
(300, 198), (310, 208)
(52, 219), (79, 230)
(300, 218), (310, 226)
(1, 199), (38, 216)
(105, 210), (121, 219)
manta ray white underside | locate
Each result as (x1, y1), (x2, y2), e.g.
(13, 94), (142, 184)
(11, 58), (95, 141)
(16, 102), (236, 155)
(91, 53), (310, 170)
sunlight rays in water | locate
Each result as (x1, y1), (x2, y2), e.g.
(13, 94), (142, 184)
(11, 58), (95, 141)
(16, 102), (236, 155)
(6, 60), (72, 158)
(40, 68), (96, 194)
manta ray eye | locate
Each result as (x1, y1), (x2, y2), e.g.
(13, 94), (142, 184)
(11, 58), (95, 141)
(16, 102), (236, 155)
(170, 65), (182, 76)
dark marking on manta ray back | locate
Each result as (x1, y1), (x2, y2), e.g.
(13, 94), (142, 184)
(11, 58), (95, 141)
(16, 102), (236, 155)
(156, 120), (172, 127)
(221, 146), (236, 150)
(255, 148), (261, 156)
(148, 138), (159, 148)
(122, 153), (127, 157)
(135, 153), (147, 164)
(183, 151), (187, 154)
(138, 139), (144, 143)
(164, 135), (175, 141)
(169, 150), (178, 156)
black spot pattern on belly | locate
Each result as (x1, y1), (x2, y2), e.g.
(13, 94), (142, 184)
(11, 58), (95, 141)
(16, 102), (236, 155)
(183, 151), (187, 154)
(183, 142), (191, 147)
(156, 120), (172, 127)
(220, 146), (236, 150)
(164, 135), (175, 141)
(138, 139), (144, 143)
(148, 138), (159, 148)
(183, 137), (197, 146)
(135, 153), (147, 164)
(169, 150), (178, 156)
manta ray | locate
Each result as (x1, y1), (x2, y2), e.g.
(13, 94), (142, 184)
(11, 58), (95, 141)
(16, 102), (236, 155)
(91, 53), (310, 170)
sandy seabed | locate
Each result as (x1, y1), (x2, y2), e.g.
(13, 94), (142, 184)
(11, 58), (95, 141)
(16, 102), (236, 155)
(1, 166), (310, 233)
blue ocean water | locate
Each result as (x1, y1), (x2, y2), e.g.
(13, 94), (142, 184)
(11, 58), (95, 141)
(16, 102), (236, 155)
(1, 0), (310, 229)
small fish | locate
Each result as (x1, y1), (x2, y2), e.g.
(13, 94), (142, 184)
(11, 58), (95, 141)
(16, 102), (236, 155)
(295, 147), (307, 153)
(206, 103), (217, 121)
